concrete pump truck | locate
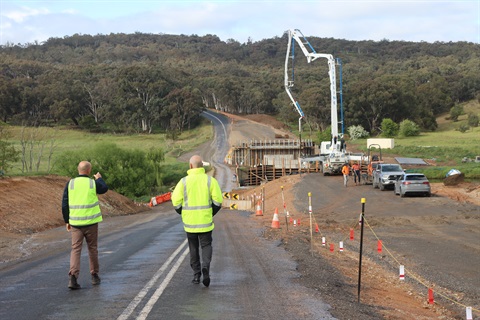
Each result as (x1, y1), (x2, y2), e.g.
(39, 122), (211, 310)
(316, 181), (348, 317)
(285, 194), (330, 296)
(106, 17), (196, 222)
(284, 29), (348, 175)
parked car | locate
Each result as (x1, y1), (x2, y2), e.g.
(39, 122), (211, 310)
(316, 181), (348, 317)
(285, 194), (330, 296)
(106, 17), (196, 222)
(394, 173), (431, 197)
(373, 163), (404, 190)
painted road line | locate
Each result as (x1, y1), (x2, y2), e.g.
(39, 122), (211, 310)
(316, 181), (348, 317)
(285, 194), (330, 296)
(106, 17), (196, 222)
(117, 239), (188, 320)
(137, 248), (189, 320)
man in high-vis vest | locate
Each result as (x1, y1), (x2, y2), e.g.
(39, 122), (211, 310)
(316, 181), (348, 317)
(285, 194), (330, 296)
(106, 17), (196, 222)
(172, 155), (223, 287)
(62, 160), (108, 290)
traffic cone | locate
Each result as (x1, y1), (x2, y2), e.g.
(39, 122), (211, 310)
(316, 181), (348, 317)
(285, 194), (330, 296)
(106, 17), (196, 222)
(315, 223), (319, 233)
(271, 208), (280, 229)
(255, 200), (263, 216)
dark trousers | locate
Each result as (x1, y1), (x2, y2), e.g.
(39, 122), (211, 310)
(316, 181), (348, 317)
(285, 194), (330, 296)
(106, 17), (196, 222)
(354, 170), (361, 183)
(186, 231), (212, 276)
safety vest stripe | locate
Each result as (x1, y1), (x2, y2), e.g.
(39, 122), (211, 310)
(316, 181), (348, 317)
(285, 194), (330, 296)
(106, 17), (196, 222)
(69, 201), (100, 209)
(184, 222), (213, 229)
(70, 212), (102, 221)
(182, 177), (188, 207)
(69, 178), (94, 189)
(183, 205), (211, 210)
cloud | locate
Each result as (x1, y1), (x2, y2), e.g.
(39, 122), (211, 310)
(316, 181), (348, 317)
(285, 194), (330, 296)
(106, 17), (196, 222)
(0, 1), (478, 45)
(3, 6), (50, 23)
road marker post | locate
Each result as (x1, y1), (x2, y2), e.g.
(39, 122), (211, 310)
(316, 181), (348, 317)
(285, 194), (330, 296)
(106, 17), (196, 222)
(357, 197), (366, 304)
(308, 192), (313, 256)
(399, 265), (405, 281)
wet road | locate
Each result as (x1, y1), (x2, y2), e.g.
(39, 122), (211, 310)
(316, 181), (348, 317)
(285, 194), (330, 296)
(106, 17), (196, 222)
(0, 110), (334, 320)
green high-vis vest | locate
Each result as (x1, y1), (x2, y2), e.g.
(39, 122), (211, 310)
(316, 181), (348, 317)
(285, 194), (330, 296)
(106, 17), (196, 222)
(68, 177), (102, 226)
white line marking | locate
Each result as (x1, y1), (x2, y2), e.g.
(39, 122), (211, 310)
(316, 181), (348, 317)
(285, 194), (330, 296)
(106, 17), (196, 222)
(137, 248), (189, 320)
(116, 239), (188, 320)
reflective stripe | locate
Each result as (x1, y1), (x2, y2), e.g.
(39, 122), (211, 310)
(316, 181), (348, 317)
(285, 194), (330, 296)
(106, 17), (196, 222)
(184, 205), (212, 210)
(184, 222), (213, 229)
(69, 201), (100, 209)
(69, 179), (94, 190)
(182, 177), (188, 207)
(70, 212), (102, 221)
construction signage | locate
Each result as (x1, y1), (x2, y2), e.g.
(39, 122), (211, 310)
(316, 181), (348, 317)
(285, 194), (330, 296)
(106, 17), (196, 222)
(223, 192), (230, 199)
(230, 203), (238, 210)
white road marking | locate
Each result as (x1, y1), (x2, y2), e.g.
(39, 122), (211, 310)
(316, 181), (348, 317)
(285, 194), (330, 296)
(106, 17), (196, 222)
(116, 239), (188, 320)
(137, 248), (189, 320)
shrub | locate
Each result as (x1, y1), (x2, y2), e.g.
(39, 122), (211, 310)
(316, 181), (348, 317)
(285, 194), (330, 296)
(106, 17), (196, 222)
(53, 142), (158, 197)
(347, 125), (369, 140)
(399, 119), (420, 137)
(457, 124), (470, 133)
(381, 118), (399, 137)
(449, 105), (464, 122)
(467, 113), (479, 127)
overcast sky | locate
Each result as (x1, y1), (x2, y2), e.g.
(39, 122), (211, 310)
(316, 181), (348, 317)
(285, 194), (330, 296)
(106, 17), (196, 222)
(0, 0), (479, 46)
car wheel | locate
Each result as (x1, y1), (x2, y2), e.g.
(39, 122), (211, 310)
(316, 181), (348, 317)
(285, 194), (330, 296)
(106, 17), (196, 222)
(426, 192), (431, 197)
(400, 189), (405, 198)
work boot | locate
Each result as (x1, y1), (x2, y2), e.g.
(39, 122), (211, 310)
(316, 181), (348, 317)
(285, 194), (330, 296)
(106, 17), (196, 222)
(91, 273), (101, 285)
(192, 273), (201, 284)
(202, 267), (210, 287)
(68, 275), (81, 290)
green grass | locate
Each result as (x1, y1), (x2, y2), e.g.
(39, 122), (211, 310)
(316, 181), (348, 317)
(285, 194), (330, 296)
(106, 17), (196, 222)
(347, 100), (480, 181)
(3, 121), (213, 176)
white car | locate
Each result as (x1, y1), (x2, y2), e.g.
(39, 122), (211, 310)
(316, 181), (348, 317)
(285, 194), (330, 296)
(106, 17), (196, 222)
(394, 173), (431, 197)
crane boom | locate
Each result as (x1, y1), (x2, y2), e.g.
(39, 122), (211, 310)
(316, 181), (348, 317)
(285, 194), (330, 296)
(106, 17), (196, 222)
(284, 29), (339, 138)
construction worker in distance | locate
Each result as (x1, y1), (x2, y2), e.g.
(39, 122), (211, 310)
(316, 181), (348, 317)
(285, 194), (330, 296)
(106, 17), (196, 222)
(172, 155), (223, 287)
(341, 162), (350, 187)
(62, 160), (108, 290)
(352, 161), (361, 185)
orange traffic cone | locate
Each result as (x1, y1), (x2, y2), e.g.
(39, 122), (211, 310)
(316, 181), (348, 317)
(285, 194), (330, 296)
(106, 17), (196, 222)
(315, 223), (319, 233)
(271, 208), (280, 229)
(255, 200), (263, 216)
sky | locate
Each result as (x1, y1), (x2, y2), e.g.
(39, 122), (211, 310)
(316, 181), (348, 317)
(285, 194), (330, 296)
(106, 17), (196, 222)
(0, 0), (479, 46)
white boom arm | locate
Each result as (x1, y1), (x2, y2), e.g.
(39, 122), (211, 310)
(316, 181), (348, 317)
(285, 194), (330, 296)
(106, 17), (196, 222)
(284, 29), (338, 139)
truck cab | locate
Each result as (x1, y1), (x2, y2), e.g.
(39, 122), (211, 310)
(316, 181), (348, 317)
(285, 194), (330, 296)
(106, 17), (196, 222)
(373, 163), (404, 191)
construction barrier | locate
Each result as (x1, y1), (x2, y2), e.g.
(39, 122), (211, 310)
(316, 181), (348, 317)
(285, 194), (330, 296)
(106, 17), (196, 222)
(149, 192), (171, 207)
(271, 208), (280, 229)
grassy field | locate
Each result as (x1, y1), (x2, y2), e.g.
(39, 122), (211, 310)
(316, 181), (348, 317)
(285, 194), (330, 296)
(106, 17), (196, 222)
(2, 100), (480, 181)
(348, 100), (480, 180)
(3, 119), (214, 176)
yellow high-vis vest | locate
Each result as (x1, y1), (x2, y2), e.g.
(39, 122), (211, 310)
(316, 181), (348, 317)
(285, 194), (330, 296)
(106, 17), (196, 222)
(172, 167), (222, 233)
(68, 177), (102, 226)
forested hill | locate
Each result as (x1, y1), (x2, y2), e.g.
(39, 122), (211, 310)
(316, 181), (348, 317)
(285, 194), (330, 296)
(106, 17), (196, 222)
(1, 32), (478, 134)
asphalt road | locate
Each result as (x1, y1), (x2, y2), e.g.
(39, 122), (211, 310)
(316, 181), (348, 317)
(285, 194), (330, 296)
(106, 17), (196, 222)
(0, 111), (335, 320)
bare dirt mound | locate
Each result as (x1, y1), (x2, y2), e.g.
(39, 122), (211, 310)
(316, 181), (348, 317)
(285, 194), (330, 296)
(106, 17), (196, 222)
(0, 175), (148, 235)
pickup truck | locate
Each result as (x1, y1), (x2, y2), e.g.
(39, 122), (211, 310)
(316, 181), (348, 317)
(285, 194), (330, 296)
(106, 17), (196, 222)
(373, 163), (404, 191)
